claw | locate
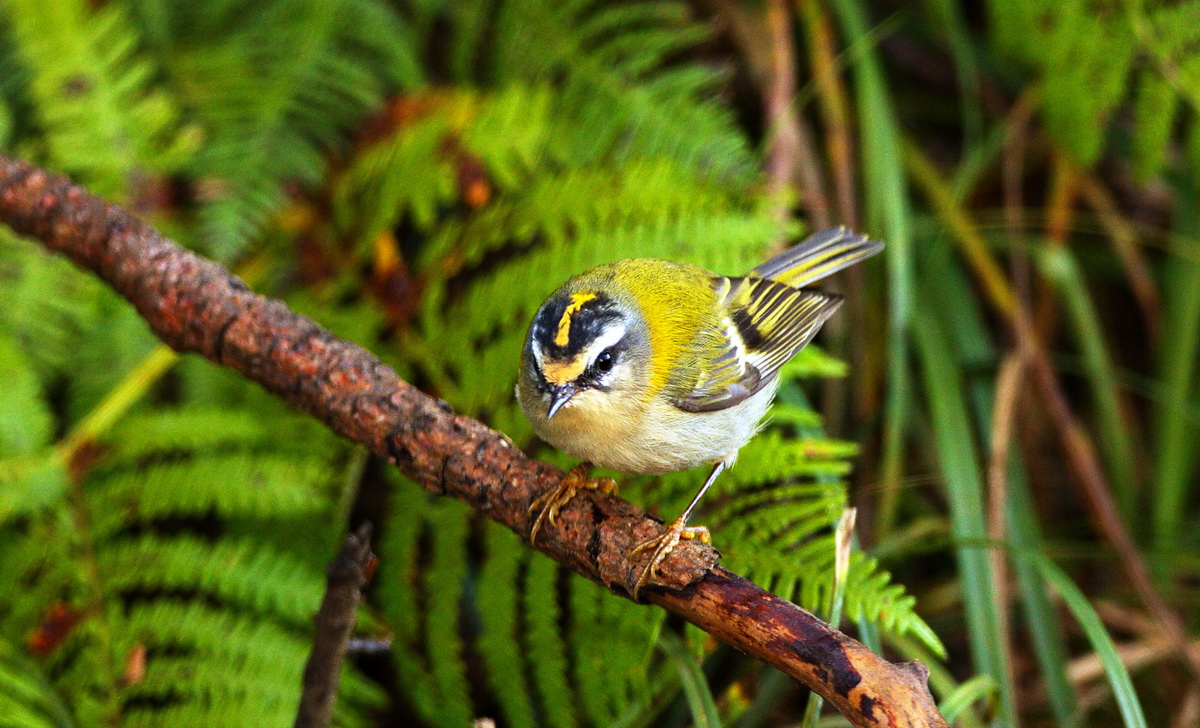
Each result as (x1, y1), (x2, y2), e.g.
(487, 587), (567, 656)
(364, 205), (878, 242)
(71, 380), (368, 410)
(528, 462), (618, 544)
(630, 518), (711, 599)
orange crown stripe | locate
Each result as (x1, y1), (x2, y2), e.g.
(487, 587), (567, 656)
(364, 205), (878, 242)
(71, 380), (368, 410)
(554, 292), (596, 347)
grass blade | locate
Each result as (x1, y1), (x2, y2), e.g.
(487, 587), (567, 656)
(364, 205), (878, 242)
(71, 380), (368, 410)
(922, 226), (1079, 725)
(657, 632), (721, 728)
(1027, 555), (1149, 728)
(829, 0), (916, 539)
(1006, 459), (1079, 726)
(938, 674), (998, 725)
(913, 300), (1016, 726)
(1152, 199), (1200, 573)
(1038, 247), (1138, 521)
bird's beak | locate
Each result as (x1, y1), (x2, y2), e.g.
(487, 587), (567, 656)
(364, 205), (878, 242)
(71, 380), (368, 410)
(546, 384), (578, 420)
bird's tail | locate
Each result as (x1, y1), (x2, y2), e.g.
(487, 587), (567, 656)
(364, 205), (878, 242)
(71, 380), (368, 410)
(752, 226), (884, 288)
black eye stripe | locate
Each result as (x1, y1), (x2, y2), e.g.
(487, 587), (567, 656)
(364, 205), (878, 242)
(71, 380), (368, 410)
(530, 293), (621, 357)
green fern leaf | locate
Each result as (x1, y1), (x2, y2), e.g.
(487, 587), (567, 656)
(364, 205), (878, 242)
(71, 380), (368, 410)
(986, 0), (1200, 167)
(378, 477), (478, 727)
(0, 451), (67, 524)
(64, 301), (161, 424)
(159, 0), (420, 258)
(125, 601), (306, 671)
(0, 331), (52, 456)
(87, 452), (330, 533)
(422, 500), (474, 727)
(4, 0), (197, 198)
(0, 635), (74, 728)
(96, 536), (324, 625)
(0, 95), (11, 150)
(106, 409), (274, 458)
(569, 576), (619, 726)
(475, 523), (537, 728)
(1132, 68), (1178, 183)
(0, 233), (107, 380)
(523, 556), (577, 728)
(490, 0), (754, 182)
(334, 111), (459, 245)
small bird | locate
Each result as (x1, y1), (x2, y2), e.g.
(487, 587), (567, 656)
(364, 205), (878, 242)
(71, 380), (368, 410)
(516, 227), (883, 596)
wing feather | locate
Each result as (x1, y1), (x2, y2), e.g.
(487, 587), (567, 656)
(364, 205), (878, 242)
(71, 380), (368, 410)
(671, 277), (843, 413)
(752, 226), (883, 288)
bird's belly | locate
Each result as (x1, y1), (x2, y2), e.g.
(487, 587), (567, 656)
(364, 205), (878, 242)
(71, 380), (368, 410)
(537, 381), (778, 475)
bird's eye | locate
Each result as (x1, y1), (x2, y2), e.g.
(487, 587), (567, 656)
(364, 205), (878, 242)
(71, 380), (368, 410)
(594, 349), (615, 373)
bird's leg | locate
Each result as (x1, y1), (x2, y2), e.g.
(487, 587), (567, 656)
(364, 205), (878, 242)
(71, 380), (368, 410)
(630, 461), (726, 598)
(528, 462), (618, 545)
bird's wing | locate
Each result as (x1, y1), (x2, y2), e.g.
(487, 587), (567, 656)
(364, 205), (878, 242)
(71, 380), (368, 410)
(752, 226), (883, 288)
(670, 276), (843, 413)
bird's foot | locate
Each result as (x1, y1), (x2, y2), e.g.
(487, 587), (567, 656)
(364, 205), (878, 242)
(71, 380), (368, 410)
(528, 462), (618, 545)
(630, 518), (711, 599)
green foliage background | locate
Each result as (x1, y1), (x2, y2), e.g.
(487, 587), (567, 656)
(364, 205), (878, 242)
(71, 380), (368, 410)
(1, 0), (1198, 727)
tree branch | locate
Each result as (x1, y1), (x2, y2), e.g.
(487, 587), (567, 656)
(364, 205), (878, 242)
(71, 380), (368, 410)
(0, 156), (947, 728)
(296, 523), (375, 728)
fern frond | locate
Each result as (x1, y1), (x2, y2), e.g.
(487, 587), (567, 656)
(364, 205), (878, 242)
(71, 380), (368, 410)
(4, 0), (197, 198)
(377, 472), (431, 642)
(379, 488), (476, 728)
(87, 452), (330, 532)
(118, 581), (381, 727)
(567, 574), (665, 727)
(462, 84), (559, 190)
(421, 501), (474, 728)
(989, 0), (1200, 166)
(129, 655), (303, 705)
(779, 345), (850, 379)
(378, 475), (474, 727)
(1145, 1), (1200, 56)
(489, 0), (754, 182)
(569, 576), (619, 727)
(162, 0), (419, 258)
(1039, 6), (1134, 164)
(96, 536), (324, 625)
(0, 388), (379, 726)
(0, 96), (11, 150)
(1132, 68), (1178, 183)
(63, 301), (162, 424)
(523, 556), (577, 728)
(0, 523), (67, 636)
(475, 523), (537, 728)
(0, 233), (107, 379)
(0, 635), (74, 728)
(334, 110), (459, 243)
(124, 601), (306, 668)
(699, 424), (944, 655)
(105, 409), (273, 459)
(595, 585), (661, 710)
(382, 471), (673, 728)
(0, 331), (52, 456)
(121, 601), (309, 728)
(0, 18), (28, 148)
(123, 704), (281, 728)
(0, 451), (66, 525)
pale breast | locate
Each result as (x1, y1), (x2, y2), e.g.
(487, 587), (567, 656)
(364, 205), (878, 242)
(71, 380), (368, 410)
(531, 378), (779, 475)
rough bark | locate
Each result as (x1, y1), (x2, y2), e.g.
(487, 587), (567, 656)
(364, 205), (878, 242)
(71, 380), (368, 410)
(295, 524), (375, 728)
(0, 156), (948, 728)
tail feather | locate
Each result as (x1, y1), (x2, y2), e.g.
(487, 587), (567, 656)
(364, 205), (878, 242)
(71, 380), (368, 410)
(752, 226), (884, 288)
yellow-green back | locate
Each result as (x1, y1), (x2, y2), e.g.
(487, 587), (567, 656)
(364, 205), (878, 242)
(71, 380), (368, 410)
(568, 259), (722, 398)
